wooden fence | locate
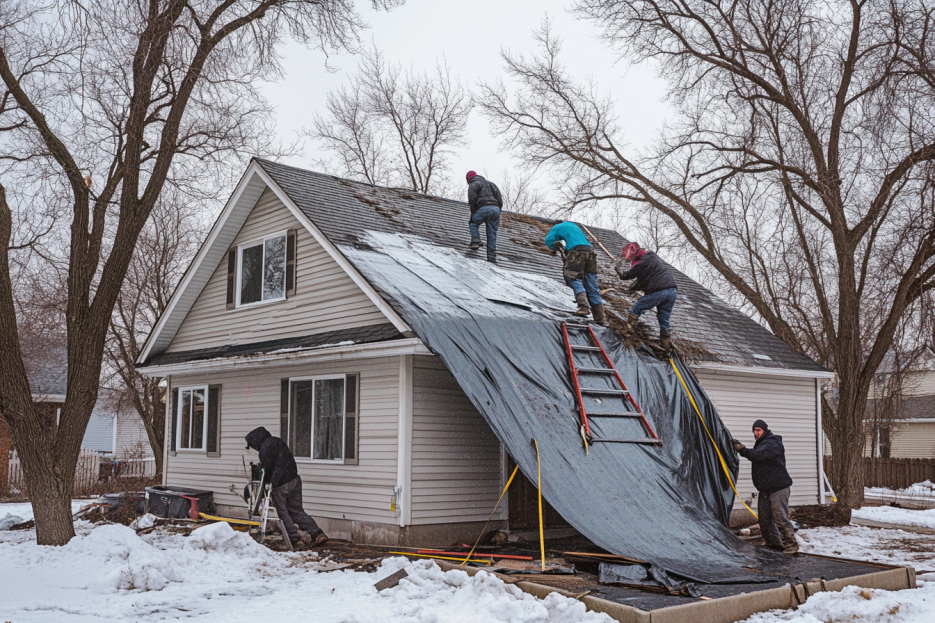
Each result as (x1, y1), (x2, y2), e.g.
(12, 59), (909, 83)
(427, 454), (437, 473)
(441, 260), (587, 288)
(7, 448), (102, 497)
(824, 457), (935, 490)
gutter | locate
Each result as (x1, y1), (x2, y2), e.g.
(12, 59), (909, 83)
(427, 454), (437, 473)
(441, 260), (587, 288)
(691, 361), (836, 379)
(137, 338), (432, 377)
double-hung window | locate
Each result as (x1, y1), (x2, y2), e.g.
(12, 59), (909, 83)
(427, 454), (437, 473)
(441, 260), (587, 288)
(176, 387), (207, 451)
(285, 374), (358, 462)
(237, 232), (286, 306)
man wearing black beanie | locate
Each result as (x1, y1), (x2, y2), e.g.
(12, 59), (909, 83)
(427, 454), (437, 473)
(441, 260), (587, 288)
(733, 420), (798, 554)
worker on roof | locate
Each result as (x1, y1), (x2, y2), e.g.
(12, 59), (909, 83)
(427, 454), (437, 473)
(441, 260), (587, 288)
(544, 221), (607, 325)
(466, 170), (502, 263)
(615, 242), (678, 353)
(733, 420), (798, 555)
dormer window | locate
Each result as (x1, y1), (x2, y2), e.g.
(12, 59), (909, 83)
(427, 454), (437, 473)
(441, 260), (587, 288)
(238, 233), (286, 306)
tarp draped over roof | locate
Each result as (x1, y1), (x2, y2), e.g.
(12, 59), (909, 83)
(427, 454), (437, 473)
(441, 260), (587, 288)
(339, 230), (794, 583)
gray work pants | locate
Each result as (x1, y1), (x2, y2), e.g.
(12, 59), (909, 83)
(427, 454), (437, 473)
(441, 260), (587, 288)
(270, 476), (320, 541)
(757, 487), (796, 551)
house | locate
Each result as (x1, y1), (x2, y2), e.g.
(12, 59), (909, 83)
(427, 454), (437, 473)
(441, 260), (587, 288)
(863, 347), (935, 459)
(136, 159), (834, 545)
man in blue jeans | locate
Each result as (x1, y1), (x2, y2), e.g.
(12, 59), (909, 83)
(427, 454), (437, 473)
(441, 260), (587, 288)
(544, 221), (607, 325)
(466, 170), (502, 263)
(615, 242), (678, 352)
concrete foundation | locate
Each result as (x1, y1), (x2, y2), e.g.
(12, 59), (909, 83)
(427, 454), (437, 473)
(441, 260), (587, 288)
(214, 503), (505, 547)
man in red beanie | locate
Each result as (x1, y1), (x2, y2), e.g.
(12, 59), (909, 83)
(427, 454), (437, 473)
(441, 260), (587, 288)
(615, 241), (678, 352)
(466, 170), (502, 263)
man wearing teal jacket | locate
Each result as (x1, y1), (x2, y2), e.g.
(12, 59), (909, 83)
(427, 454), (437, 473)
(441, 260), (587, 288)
(544, 221), (606, 325)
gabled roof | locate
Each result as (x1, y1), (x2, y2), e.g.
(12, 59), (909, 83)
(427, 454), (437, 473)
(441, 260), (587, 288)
(140, 158), (827, 374)
(257, 159), (826, 373)
(24, 344), (67, 398)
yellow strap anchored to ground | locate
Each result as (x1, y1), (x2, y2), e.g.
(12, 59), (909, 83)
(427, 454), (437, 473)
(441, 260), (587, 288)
(669, 358), (758, 520)
(460, 465), (520, 567)
(534, 438), (546, 571)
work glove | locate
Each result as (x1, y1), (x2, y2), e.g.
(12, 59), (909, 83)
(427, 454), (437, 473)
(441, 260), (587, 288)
(732, 439), (745, 452)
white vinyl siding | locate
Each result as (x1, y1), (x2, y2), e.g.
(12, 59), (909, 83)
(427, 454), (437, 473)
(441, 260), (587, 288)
(165, 187), (387, 353)
(410, 355), (503, 524)
(115, 413), (153, 458)
(164, 357), (400, 523)
(693, 370), (820, 508)
(82, 410), (114, 453)
(888, 422), (935, 458)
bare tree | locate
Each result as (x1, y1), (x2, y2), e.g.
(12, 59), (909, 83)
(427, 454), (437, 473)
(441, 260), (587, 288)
(0, 0), (398, 545)
(478, 3), (935, 517)
(498, 169), (548, 216)
(309, 47), (472, 195)
(105, 189), (205, 480)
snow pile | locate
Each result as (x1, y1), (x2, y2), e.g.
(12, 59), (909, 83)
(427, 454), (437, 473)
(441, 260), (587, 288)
(797, 525), (935, 570)
(740, 574), (935, 623)
(367, 557), (607, 623)
(0, 520), (612, 622)
(853, 506), (935, 529)
(867, 481), (935, 500)
(0, 513), (24, 530)
(130, 513), (156, 530)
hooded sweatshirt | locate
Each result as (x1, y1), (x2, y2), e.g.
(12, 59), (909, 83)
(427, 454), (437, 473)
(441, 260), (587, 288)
(245, 426), (298, 488)
(738, 430), (794, 493)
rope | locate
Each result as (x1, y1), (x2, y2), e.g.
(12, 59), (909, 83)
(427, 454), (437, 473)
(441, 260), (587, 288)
(459, 465), (520, 567)
(534, 438), (546, 571)
(669, 358), (758, 520)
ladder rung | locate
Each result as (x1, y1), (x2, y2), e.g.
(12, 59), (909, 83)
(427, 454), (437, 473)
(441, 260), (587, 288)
(580, 388), (629, 396)
(576, 367), (615, 374)
(591, 438), (661, 445)
(588, 413), (642, 418)
(570, 345), (601, 352)
(565, 324), (590, 330)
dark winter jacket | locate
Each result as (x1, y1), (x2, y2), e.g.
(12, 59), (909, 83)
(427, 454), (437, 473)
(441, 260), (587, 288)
(738, 430), (794, 493)
(615, 250), (677, 294)
(467, 175), (503, 214)
(245, 426), (298, 488)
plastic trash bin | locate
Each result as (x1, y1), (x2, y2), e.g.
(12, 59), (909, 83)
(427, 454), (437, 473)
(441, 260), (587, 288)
(145, 486), (214, 519)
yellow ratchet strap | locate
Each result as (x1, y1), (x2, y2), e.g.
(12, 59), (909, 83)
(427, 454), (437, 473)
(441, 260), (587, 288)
(534, 438), (546, 571)
(670, 358), (758, 520)
(460, 465), (520, 567)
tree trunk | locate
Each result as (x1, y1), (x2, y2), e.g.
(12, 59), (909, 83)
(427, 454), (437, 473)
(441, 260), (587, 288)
(17, 430), (77, 544)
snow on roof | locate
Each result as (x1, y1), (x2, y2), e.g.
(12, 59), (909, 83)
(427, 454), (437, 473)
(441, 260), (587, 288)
(258, 159), (826, 372)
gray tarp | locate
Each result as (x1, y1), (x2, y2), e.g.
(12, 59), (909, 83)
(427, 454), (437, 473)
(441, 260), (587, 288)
(341, 231), (794, 582)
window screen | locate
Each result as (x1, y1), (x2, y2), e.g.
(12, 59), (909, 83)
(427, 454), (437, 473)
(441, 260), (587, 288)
(178, 388), (206, 450)
(314, 379), (345, 460)
(239, 234), (286, 305)
(240, 243), (263, 304)
(287, 376), (349, 461)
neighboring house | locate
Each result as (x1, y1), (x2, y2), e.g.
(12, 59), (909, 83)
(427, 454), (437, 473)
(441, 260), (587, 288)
(13, 347), (153, 459)
(137, 159), (833, 544)
(866, 347), (935, 459)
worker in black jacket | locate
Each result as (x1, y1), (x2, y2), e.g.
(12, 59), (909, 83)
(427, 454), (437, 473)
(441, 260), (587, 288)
(466, 171), (503, 263)
(245, 426), (326, 549)
(615, 242), (678, 352)
(733, 420), (798, 554)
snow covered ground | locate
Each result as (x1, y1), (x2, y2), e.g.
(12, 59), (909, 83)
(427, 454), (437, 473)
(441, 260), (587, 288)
(865, 481), (935, 507)
(0, 499), (96, 526)
(6, 500), (935, 623)
(0, 515), (611, 623)
(853, 505), (935, 529)
(736, 519), (935, 622)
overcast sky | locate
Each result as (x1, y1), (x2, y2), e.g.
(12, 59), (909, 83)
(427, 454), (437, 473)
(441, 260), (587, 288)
(265, 0), (671, 219)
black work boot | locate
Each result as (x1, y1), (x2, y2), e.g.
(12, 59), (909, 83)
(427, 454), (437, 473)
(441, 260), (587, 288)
(574, 292), (591, 317)
(487, 249), (497, 263)
(592, 304), (608, 326)
(627, 314), (639, 329)
(469, 240), (481, 250)
(660, 333), (671, 354)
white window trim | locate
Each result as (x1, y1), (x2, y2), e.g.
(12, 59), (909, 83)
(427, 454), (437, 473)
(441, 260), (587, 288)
(288, 374), (347, 463)
(235, 230), (288, 309)
(176, 385), (209, 452)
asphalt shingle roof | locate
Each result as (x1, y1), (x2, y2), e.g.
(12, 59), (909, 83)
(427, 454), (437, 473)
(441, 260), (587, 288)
(142, 323), (403, 367)
(258, 159), (824, 373)
(24, 345), (67, 396)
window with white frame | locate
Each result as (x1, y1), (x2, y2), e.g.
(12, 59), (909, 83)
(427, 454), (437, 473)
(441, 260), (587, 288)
(238, 233), (286, 306)
(287, 375), (349, 461)
(177, 387), (208, 450)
